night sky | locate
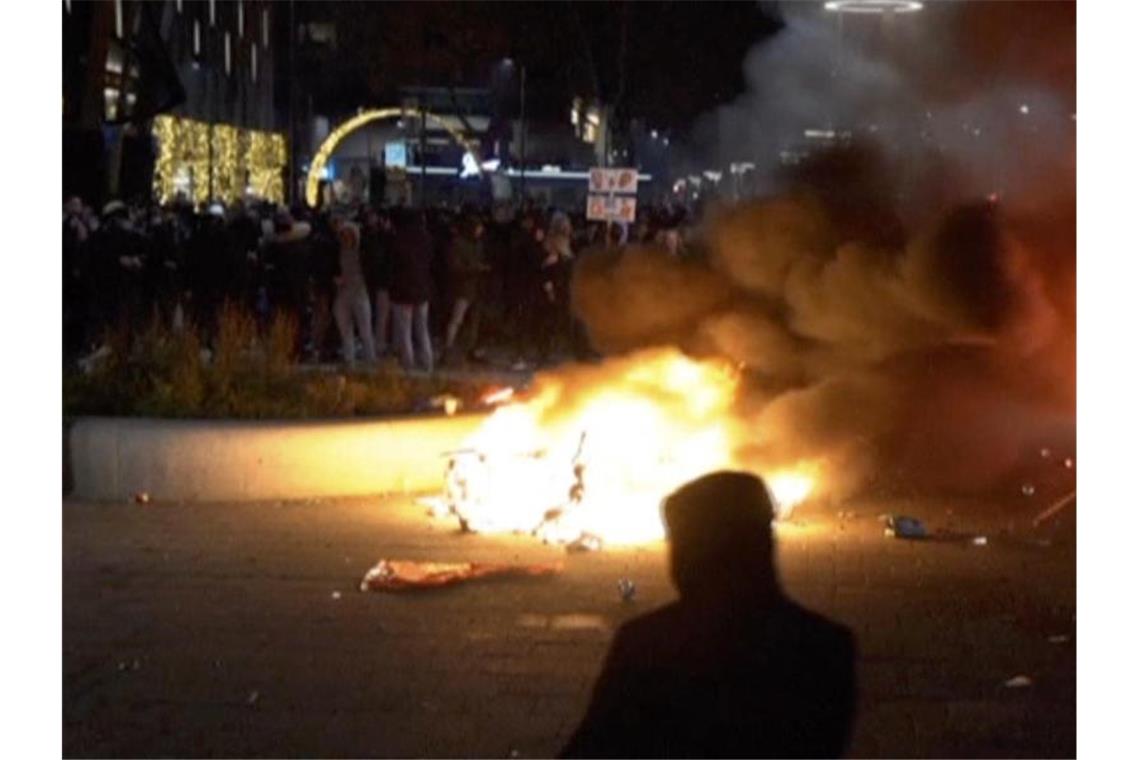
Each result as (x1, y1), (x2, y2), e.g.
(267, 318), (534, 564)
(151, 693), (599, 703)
(284, 1), (784, 132)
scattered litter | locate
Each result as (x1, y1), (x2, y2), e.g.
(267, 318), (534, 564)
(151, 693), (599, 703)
(509, 750), (521, 759)
(972, 536), (988, 546)
(117, 661), (128, 672)
(1003, 675), (1033, 688)
(482, 386), (515, 406)
(1033, 490), (1076, 527)
(1048, 635), (1070, 644)
(429, 394), (462, 416)
(1021, 483), (1036, 497)
(1063, 457), (1074, 470)
(247, 690), (260, 705)
(617, 578), (637, 602)
(131, 659), (141, 671)
(359, 559), (563, 592)
(134, 492), (150, 505)
(1040, 447), (1052, 459)
(881, 515), (928, 539)
(566, 533), (604, 553)
(331, 591), (342, 600)
(416, 496), (452, 518)
(550, 614), (609, 632)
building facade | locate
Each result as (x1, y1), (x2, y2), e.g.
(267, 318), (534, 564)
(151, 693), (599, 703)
(63, 0), (285, 206)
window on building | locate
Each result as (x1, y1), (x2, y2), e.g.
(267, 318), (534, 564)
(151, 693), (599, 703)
(103, 38), (139, 122)
(209, 0), (217, 27)
(262, 9), (269, 49)
(225, 31), (232, 75)
(193, 19), (201, 57)
(251, 44), (258, 83)
(237, 2), (244, 37)
(104, 87), (120, 121)
(113, 0), (123, 38)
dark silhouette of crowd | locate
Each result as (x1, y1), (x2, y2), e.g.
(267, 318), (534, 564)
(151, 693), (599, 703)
(63, 195), (693, 373)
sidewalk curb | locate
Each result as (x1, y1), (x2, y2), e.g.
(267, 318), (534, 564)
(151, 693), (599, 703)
(65, 413), (485, 502)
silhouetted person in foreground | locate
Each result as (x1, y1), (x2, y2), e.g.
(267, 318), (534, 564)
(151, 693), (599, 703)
(562, 471), (856, 758)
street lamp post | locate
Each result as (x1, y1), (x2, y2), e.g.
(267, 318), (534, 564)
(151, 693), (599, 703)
(519, 63), (527, 202)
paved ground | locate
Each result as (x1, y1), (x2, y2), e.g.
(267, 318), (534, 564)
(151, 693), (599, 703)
(63, 492), (1075, 758)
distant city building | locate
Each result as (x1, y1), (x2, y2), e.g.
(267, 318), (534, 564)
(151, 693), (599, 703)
(63, 0), (285, 205)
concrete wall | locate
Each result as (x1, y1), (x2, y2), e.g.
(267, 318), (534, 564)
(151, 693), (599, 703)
(67, 414), (486, 503)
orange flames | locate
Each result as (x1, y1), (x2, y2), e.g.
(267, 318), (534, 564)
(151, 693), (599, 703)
(440, 349), (820, 547)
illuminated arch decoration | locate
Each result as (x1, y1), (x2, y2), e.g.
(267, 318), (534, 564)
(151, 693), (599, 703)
(305, 108), (480, 207)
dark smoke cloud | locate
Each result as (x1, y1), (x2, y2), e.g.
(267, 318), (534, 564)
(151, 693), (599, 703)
(570, 2), (1074, 500)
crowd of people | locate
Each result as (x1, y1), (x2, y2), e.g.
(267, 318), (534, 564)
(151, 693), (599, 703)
(63, 194), (694, 373)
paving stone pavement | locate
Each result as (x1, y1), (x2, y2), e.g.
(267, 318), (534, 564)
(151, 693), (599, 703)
(63, 494), (1075, 758)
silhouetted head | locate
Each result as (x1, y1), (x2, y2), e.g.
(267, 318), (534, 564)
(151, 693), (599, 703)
(662, 471), (778, 602)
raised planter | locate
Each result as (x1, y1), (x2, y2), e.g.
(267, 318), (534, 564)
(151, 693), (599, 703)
(66, 413), (486, 502)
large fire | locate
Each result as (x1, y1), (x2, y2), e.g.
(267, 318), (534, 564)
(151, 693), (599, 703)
(436, 349), (820, 547)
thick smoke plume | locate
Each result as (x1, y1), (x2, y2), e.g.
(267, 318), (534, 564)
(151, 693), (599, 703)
(571, 2), (1074, 500)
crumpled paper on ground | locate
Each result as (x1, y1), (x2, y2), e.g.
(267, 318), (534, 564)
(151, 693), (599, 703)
(359, 559), (563, 592)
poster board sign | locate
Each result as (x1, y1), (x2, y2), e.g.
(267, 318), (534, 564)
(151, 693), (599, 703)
(587, 194), (637, 223)
(588, 167), (639, 194)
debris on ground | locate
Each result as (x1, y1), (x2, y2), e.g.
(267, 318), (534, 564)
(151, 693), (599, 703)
(247, 690), (260, 705)
(330, 591), (342, 600)
(1048, 635), (1071, 644)
(428, 394), (462, 416)
(1003, 675), (1033, 688)
(566, 533), (604, 553)
(881, 515), (928, 539)
(972, 536), (988, 546)
(359, 559), (563, 592)
(1033, 490), (1077, 527)
(134, 492), (150, 505)
(1021, 483), (1036, 497)
(617, 578), (637, 602)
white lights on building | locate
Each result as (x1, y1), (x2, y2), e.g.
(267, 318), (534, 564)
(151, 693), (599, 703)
(225, 32), (232, 74)
(459, 151), (482, 179)
(263, 9), (270, 48)
(238, 2), (244, 36)
(251, 44), (258, 83)
(193, 20), (201, 56)
(823, 0), (924, 13)
(114, 0), (123, 38)
(209, 0), (217, 27)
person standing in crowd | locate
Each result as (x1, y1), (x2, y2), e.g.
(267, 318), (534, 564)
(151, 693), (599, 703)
(262, 210), (313, 352)
(388, 209), (434, 373)
(536, 210), (575, 364)
(86, 200), (147, 340)
(505, 211), (540, 366)
(360, 208), (393, 357)
(331, 218), (376, 369)
(63, 198), (92, 360)
(442, 214), (488, 365)
(306, 211), (340, 362)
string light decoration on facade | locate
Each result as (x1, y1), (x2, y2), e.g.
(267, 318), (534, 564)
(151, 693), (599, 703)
(152, 115), (287, 206)
(211, 123), (240, 202)
(248, 131), (287, 202)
